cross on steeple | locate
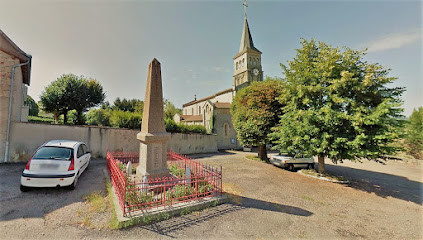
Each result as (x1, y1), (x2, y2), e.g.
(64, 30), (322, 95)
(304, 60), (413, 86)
(243, 0), (248, 18)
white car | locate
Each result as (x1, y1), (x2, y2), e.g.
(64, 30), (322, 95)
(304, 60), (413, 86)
(270, 153), (314, 171)
(20, 140), (91, 191)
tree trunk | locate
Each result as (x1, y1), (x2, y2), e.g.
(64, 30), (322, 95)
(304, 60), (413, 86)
(318, 155), (325, 174)
(53, 113), (59, 124)
(63, 111), (68, 125)
(76, 111), (84, 125)
(258, 144), (269, 162)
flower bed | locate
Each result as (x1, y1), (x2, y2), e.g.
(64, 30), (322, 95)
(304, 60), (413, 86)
(107, 150), (222, 217)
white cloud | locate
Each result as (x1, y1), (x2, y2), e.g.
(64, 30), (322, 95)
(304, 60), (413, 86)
(365, 28), (421, 53)
(213, 66), (230, 73)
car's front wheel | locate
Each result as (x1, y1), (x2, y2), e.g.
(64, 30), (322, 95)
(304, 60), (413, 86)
(20, 184), (29, 192)
(288, 164), (294, 171)
(308, 163), (314, 169)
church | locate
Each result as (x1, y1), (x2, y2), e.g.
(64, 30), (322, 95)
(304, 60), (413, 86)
(174, 9), (263, 150)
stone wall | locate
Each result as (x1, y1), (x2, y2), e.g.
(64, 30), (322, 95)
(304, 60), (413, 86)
(4, 122), (218, 162)
(0, 50), (26, 162)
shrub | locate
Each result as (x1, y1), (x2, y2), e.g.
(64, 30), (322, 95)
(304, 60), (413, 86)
(86, 108), (111, 126)
(28, 115), (55, 124)
(110, 110), (142, 129)
(165, 119), (207, 134)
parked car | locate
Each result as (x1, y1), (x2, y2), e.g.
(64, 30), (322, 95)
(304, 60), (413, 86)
(20, 140), (91, 191)
(270, 153), (314, 171)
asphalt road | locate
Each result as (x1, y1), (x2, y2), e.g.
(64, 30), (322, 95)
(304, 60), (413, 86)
(0, 153), (422, 239)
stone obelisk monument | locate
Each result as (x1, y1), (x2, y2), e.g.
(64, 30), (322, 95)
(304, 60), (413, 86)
(137, 59), (171, 177)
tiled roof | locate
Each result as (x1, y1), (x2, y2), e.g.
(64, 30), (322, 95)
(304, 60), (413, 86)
(183, 88), (233, 107)
(180, 115), (203, 122)
(214, 102), (231, 109)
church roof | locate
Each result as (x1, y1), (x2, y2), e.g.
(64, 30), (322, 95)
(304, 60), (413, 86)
(0, 29), (32, 85)
(234, 17), (261, 59)
(214, 102), (231, 109)
(180, 115), (203, 122)
(183, 88), (233, 107)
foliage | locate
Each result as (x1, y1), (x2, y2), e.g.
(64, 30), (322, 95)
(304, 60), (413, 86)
(164, 99), (182, 120)
(24, 95), (39, 116)
(28, 115), (55, 124)
(86, 108), (111, 126)
(404, 107), (423, 159)
(231, 80), (284, 161)
(270, 39), (404, 173)
(165, 119), (207, 134)
(169, 164), (185, 178)
(110, 110), (142, 129)
(165, 184), (195, 200)
(40, 74), (105, 124)
(113, 98), (144, 113)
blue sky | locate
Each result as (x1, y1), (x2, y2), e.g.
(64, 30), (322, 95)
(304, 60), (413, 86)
(1, 0), (421, 116)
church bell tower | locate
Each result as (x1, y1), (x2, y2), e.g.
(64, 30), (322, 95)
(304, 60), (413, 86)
(233, 1), (263, 91)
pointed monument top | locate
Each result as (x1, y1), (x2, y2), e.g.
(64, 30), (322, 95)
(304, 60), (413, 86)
(141, 58), (166, 133)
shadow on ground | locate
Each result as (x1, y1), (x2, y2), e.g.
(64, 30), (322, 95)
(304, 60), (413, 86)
(325, 164), (423, 205)
(135, 194), (312, 238)
(0, 159), (107, 221)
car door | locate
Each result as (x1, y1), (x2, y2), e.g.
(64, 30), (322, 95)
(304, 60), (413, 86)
(76, 144), (85, 173)
(81, 144), (90, 170)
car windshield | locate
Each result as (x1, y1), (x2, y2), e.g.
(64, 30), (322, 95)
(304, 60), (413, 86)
(33, 147), (73, 160)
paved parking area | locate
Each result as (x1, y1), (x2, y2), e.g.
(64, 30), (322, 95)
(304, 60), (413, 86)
(0, 152), (422, 239)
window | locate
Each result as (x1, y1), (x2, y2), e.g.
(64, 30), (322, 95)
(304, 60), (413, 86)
(33, 147), (72, 160)
(198, 106), (201, 114)
(77, 145), (84, 158)
(82, 144), (89, 154)
(223, 123), (229, 137)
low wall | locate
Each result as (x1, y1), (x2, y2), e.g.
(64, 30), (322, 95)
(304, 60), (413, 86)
(5, 122), (217, 162)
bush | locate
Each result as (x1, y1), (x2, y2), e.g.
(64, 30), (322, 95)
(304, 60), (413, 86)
(24, 95), (39, 116)
(28, 115), (55, 124)
(110, 110), (142, 129)
(165, 119), (207, 134)
(86, 108), (111, 126)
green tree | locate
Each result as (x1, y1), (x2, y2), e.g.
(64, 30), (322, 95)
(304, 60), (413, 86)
(24, 95), (39, 116)
(40, 77), (69, 123)
(113, 98), (143, 112)
(40, 74), (105, 124)
(405, 107), (423, 159)
(231, 80), (284, 161)
(69, 77), (105, 124)
(270, 39), (404, 173)
(164, 99), (182, 120)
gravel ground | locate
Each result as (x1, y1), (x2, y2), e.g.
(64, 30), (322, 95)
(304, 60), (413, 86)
(0, 152), (422, 240)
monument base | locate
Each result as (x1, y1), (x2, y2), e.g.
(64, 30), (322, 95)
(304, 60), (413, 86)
(136, 132), (171, 178)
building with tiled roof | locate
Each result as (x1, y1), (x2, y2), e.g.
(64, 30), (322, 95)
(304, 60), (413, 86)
(174, 9), (263, 150)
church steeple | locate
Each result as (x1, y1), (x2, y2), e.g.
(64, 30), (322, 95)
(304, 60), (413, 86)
(239, 18), (261, 53)
(233, 2), (263, 91)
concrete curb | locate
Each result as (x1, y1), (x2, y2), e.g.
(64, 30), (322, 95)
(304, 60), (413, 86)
(103, 169), (227, 228)
(298, 170), (350, 184)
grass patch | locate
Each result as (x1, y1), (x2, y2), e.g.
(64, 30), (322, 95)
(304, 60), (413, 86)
(84, 191), (107, 213)
(300, 195), (314, 201)
(106, 180), (120, 229)
(301, 169), (347, 182)
(245, 155), (266, 162)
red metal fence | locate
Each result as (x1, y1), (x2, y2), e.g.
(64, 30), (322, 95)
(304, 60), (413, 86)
(106, 150), (222, 217)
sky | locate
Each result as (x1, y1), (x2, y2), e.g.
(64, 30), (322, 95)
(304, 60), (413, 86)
(0, 0), (421, 116)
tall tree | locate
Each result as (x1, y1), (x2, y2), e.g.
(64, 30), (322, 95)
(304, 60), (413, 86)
(231, 80), (284, 161)
(270, 39), (404, 173)
(163, 99), (182, 120)
(24, 95), (39, 116)
(405, 107), (423, 159)
(40, 76), (69, 123)
(40, 74), (105, 124)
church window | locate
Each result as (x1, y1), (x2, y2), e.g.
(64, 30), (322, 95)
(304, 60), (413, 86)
(242, 58), (245, 67)
(198, 106), (201, 114)
(223, 123), (229, 137)
(236, 62), (238, 70)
